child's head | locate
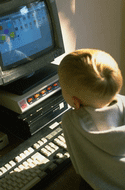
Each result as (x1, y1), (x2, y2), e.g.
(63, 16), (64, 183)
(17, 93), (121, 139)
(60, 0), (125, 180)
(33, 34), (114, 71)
(58, 49), (123, 109)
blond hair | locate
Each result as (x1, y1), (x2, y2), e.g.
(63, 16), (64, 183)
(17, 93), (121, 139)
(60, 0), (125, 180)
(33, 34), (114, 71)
(58, 49), (123, 102)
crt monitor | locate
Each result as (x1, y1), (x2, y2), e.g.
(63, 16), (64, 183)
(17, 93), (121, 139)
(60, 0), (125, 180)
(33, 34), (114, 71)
(0, 0), (64, 85)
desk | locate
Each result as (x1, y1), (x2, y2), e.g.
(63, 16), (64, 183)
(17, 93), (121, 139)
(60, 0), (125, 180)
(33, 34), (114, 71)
(45, 164), (81, 190)
(45, 165), (93, 190)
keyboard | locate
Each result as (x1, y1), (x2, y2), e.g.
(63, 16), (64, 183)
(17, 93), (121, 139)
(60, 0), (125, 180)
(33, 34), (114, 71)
(0, 115), (71, 190)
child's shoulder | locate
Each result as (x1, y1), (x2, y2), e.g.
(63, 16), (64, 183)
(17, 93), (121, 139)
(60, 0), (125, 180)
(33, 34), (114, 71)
(62, 109), (74, 121)
(62, 107), (89, 124)
(117, 94), (125, 98)
(62, 108), (81, 123)
(117, 94), (125, 104)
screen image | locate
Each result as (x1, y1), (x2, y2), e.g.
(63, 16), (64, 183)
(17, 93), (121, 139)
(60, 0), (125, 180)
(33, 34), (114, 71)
(0, 1), (54, 69)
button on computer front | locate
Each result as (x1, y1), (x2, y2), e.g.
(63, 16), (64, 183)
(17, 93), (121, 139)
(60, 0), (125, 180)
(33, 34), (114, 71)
(27, 98), (33, 103)
(34, 93), (40, 99)
(40, 89), (47, 95)
(47, 86), (52, 91)
(53, 82), (58, 87)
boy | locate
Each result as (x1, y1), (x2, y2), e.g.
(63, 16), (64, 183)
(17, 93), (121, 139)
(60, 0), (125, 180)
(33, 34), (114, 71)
(58, 49), (125, 190)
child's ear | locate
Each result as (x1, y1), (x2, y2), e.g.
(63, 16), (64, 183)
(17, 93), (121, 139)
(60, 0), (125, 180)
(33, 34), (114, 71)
(72, 96), (81, 110)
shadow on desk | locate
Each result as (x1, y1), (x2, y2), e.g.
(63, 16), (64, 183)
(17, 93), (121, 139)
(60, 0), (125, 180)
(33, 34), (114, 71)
(45, 164), (93, 190)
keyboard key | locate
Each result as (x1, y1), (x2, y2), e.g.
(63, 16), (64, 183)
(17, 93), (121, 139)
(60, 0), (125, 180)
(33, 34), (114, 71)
(37, 140), (44, 146)
(30, 172), (37, 178)
(34, 169), (41, 175)
(14, 167), (21, 172)
(24, 150), (30, 156)
(17, 183), (24, 188)
(16, 178), (23, 184)
(54, 138), (67, 149)
(58, 135), (66, 143)
(33, 143), (40, 149)
(4, 175), (11, 180)
(45, 145), (55, 153)
(0, 167), (7, 174)
(56, 158), (64, 164)
(27, 176), (33, 181)
(6, 179), (13, 185)
(21, 176), (41, 190)
(18, 164), (25, 171)
(46, 133), (53, 140)
(27, 147), (34, 154)
(12, 182), (19, 188)
(17, 173), (26, 180)
(49, 142), (59, 151)
(40, 148), (51, 157)
(55, 127), (62, 133)
(5, 163), (12, 170)
(41, 138), (47, 144)
(28, 162), (36, 169)
(22, 179), (29, 185)
(55, 153), (65, 164)
(23, 170), (31, 177)
(51, 130), (58, 136)
(22, 161), (30, 169)
(0, 171), (2, 176)
(64, 152), (70, 158)
(31, 152), (49, 164)
(38, 171), (47, 179)
(48, 163), (57, 171)
(31, 159), (40, 166)
(27, 158), (33, 164)
(49, 122), (59, 129)
(38, 162), (51, 171)
(56, 153), (64, 158)
(15, 156), (22, 163)
(19, 153), (26, 159)
(9, 160), (16, 167)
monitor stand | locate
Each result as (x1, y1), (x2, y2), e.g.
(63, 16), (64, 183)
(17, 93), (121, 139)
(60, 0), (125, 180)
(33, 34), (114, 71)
(0, 64), (58, 95)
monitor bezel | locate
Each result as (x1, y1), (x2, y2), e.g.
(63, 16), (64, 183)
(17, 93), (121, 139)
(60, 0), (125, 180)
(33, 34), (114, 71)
(0, 0), (64, 85)
(0, 1), (55, 71)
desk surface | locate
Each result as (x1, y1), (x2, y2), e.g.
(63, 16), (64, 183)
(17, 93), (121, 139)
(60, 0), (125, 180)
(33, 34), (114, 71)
(45, 164), (81, 190)
(45, 165), (93, 190)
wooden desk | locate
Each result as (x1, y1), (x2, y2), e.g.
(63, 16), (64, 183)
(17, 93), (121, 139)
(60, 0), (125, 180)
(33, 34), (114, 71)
(45, 165), (81, 190)
(45, 164), (93, 190)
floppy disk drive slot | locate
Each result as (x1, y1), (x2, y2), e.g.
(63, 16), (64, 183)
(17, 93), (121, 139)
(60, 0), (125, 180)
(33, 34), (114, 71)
(29, 100), (68, 135)
(27, 98), (66, 125)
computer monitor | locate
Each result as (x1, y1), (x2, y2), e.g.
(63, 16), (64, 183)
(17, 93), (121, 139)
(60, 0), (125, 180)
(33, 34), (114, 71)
(0, 0), (64, 86)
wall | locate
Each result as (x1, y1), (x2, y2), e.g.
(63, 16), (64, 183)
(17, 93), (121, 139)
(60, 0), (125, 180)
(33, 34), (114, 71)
(56, 0), (125, 94)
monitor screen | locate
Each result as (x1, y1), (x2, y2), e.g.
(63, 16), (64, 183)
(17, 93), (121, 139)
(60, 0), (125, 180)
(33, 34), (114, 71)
(0, 0), (64, 85)
(0, 1), (54, 70)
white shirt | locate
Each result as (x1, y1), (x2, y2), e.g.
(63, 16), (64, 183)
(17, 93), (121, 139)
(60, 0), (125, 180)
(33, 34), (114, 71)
(62, 94), (125, 190)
